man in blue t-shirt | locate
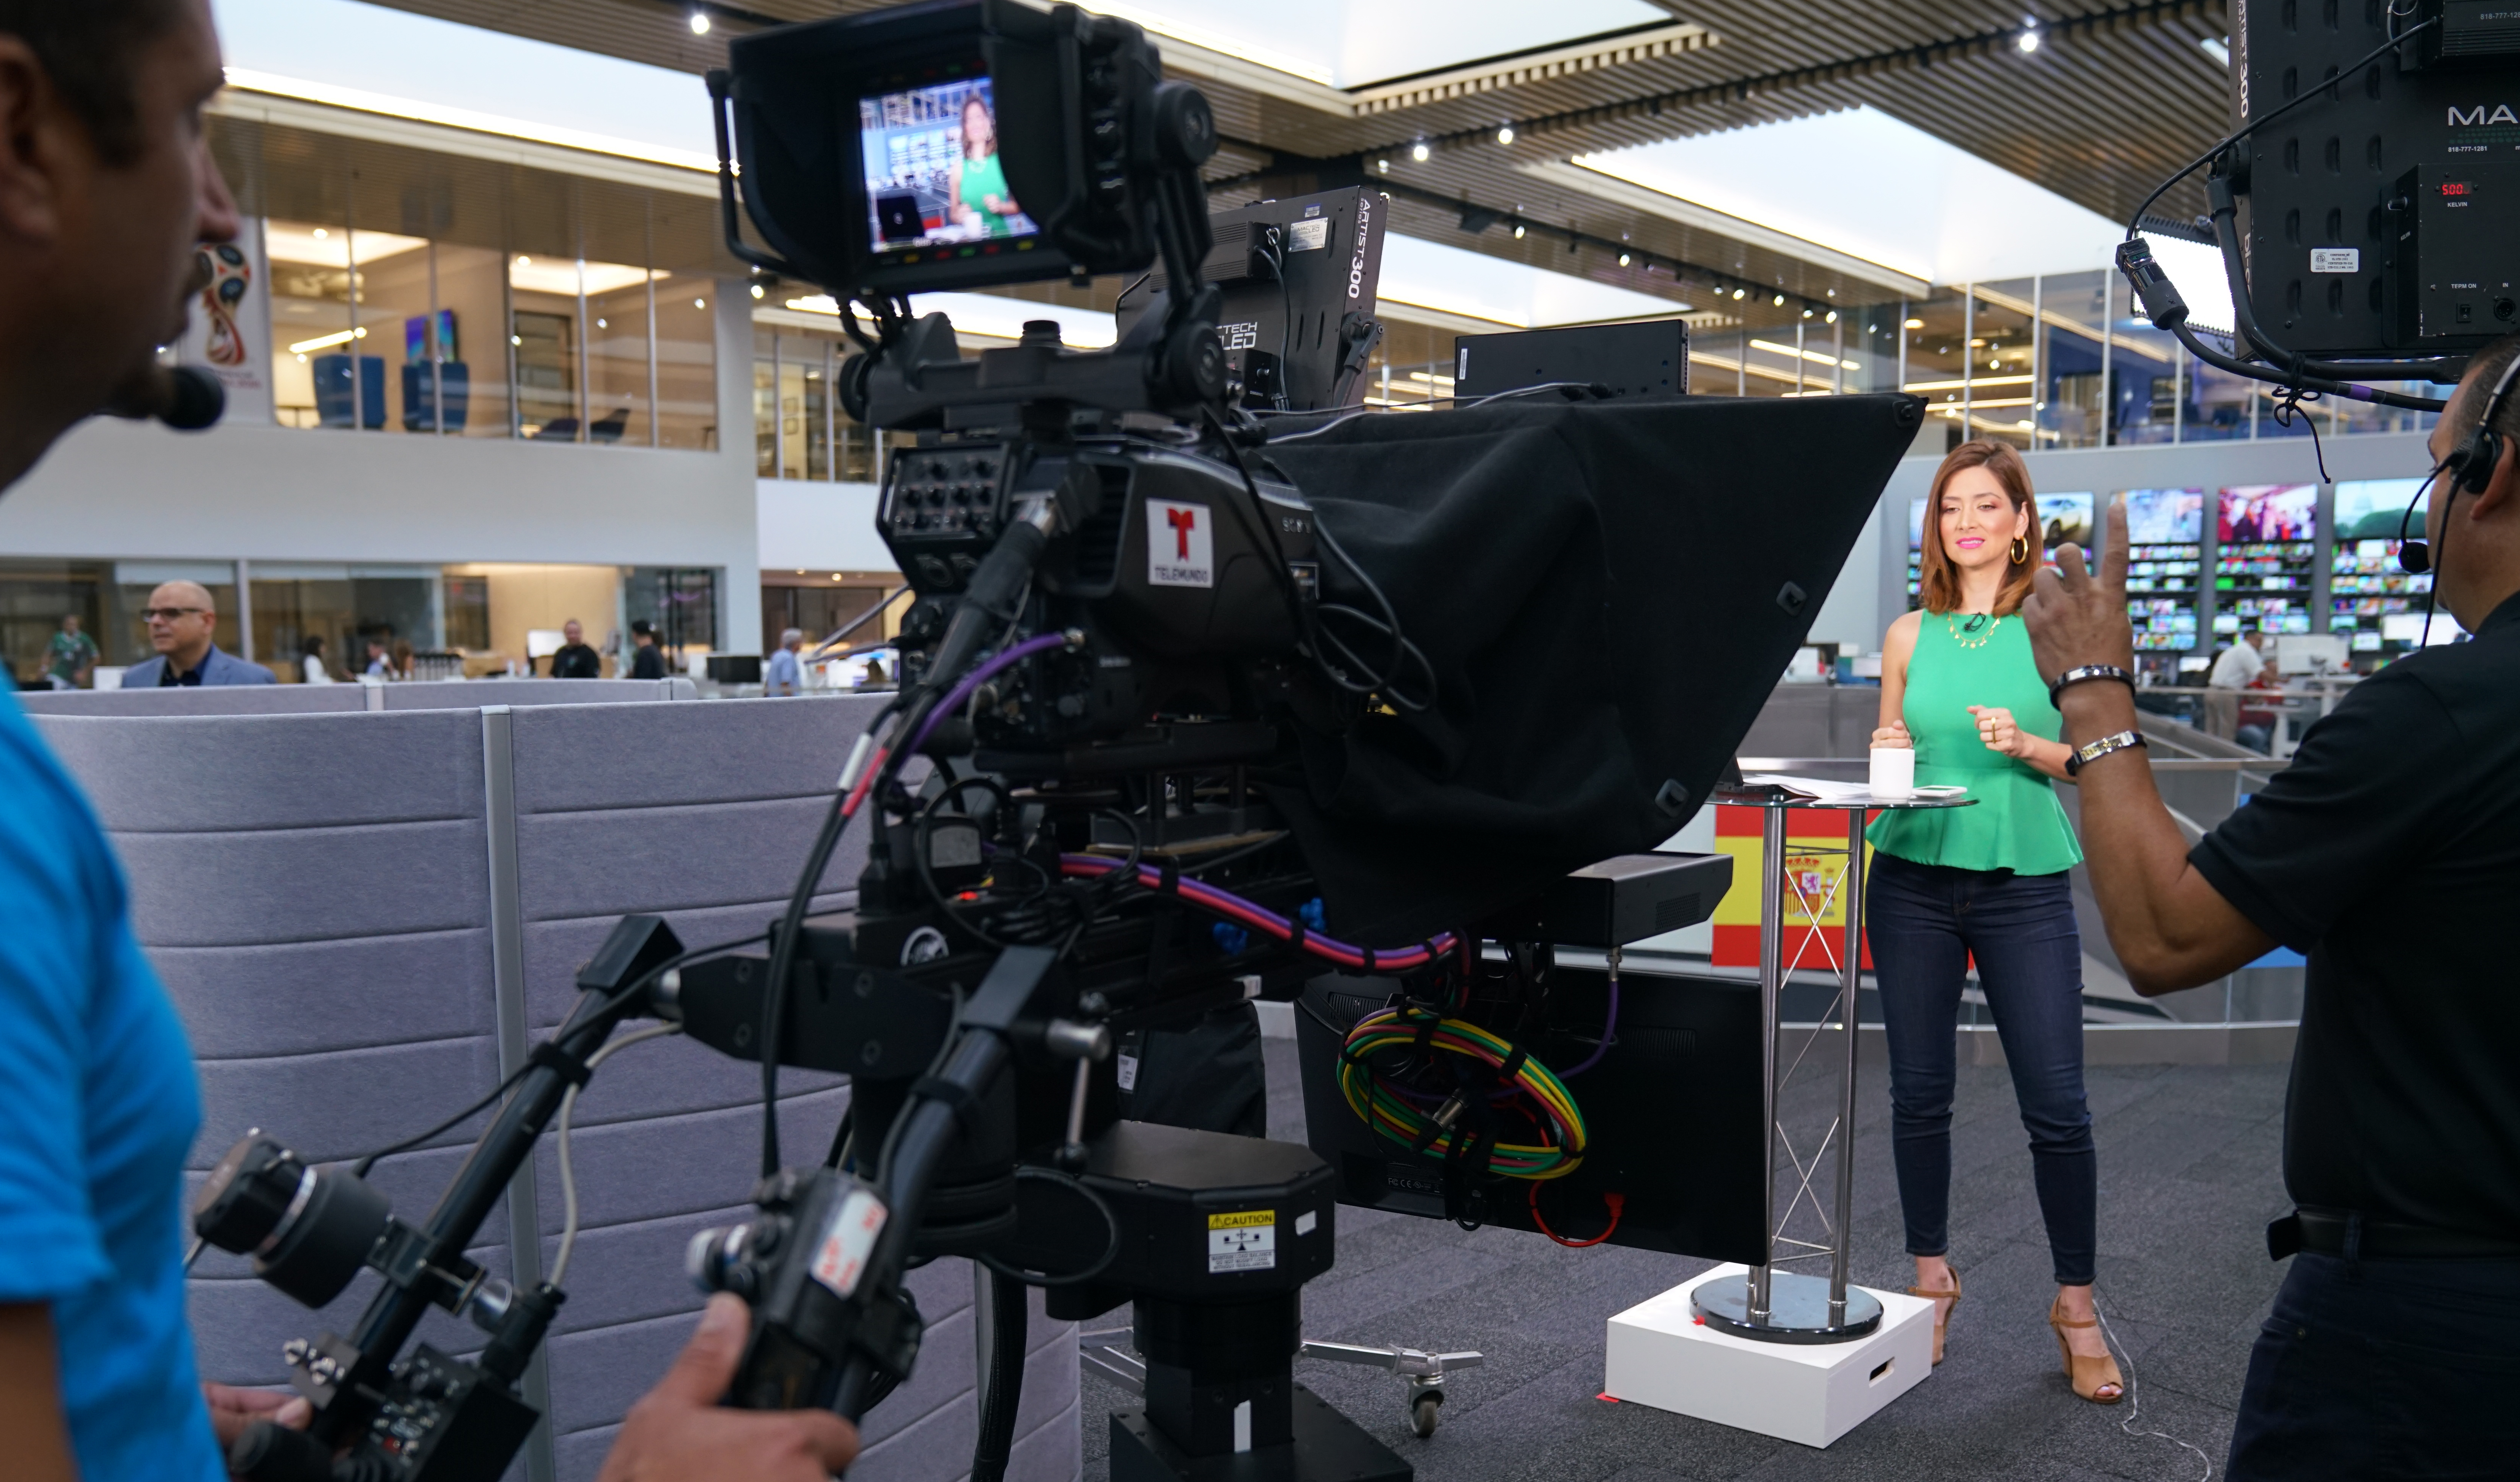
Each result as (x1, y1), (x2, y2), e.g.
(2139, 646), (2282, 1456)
(0, 5), (854, 1481)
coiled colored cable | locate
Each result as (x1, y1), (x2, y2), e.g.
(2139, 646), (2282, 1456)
(1337, 1007), (1586, 1180)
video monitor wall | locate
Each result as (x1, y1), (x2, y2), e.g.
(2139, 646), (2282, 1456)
(2119, 488), (2205, 677)
(2215, 484), (2318, 641)
(2331, 479), (2434, 660)
(2038, 492), (2096, 566)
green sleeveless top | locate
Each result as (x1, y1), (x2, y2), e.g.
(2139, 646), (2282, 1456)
(1865, 611), (2083, 876)
(961, 151), (1013, 237)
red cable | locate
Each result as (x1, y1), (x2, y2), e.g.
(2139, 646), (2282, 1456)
(1529, 1186), (1626, 1248)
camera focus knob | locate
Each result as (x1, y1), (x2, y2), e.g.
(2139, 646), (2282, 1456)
(1152, 83), (1216, 168)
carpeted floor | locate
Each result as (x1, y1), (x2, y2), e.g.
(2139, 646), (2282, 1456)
(1076, 1037), (2292, 1482)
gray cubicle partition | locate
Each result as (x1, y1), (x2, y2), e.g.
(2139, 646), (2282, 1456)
(33, 695), (1079, 1482)
(19, 677), (697, 718)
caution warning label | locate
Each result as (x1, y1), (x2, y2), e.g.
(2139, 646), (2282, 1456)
(1207, 1209), (1276, 1272)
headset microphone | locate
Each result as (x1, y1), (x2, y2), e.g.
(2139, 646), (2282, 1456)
(99, 363), (226, 432)
(2397, 347), (2520, 643)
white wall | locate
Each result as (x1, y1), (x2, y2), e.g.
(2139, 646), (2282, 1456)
(0, 280), (766, 656)
(757, 480), (896, 574)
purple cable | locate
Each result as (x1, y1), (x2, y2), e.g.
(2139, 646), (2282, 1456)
(907, 631), (1070, 757)
(1558, 975), (1619, 1078)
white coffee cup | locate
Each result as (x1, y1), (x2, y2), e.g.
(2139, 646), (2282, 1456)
(1869, 744), (1916, 800)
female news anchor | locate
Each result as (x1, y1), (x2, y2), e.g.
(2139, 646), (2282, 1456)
(949, 93), (1021, 238)
(1867, 440), (2122, 1402)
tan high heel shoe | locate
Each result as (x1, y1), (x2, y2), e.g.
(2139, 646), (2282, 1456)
(2049, 1298), (2125, 1403)
(1908, 1268), (1961, 1364)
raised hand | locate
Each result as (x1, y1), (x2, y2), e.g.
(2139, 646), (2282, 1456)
(2022, 494), (2135, 687)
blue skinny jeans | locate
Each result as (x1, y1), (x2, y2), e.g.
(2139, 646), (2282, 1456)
(1866, 851), (2097, 1286)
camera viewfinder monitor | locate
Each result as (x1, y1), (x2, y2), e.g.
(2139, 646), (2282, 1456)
(857, 67), (1045, 275)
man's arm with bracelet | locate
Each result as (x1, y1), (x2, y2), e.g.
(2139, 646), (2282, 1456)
(2021, 497), (2274, 994)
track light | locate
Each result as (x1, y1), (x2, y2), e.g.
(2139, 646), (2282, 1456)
(1617, 251), (1631, 266)
(1496, 125), (1515, 145)
(1825, 309), (1839, 324)
(1512, 222), (1526, 239)
(1411, 141), (1430, 162)
(2018, 23), (2040, 52)
(689, 9), (710, 35)
(1773, 293), (1786, 306)
(1731, 287), (1746, 301)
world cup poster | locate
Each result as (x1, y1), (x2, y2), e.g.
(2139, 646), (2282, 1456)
(175, 216), (274, 424)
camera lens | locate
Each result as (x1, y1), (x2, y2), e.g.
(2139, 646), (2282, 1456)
(192, 1133), (392, 1309)
(194, 1134), (306, 1257)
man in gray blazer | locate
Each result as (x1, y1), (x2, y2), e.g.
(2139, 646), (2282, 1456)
(118, 579), (272, 685)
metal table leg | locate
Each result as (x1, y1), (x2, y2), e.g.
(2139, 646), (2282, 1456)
(1829, 807), (1866, 1323)
(1696, 798), (1882, 1344)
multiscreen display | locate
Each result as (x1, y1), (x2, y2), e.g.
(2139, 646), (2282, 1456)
(858, 73), (1041, 255)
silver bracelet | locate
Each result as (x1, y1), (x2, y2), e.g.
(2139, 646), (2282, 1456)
(2047, 664), (2135, 708)
(2064, 728), (2147, 778)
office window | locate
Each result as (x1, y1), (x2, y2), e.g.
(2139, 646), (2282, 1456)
(2105, 272), (2181, 445)
(2035, 271), (2108, 450)
(626, 566), (718, 662)
(248, 568), (439, 681)
(0, 561), (108, 684)
(1967, 280), (2035, 449)
(1904, 289), (1968, 451)
(655, 275), (719, 450)
(434, 245), (509, 440)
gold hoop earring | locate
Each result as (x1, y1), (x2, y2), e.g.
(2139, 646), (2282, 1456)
(2010, 536), (2030, 564)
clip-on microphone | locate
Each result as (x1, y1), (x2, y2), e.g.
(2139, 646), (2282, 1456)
(101, 363), (227, 431)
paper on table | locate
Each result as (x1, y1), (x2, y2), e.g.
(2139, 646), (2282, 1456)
(1734, 774), (1971, 803)
(1735, 773), (1876, 803)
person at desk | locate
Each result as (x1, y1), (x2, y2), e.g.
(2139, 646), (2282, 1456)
(121, 581), (272, 686)
(627, 619), (668, 680)
(2206, 623), (2272, 746)
(44, 614), (96, 688)
(764, 627), (804, 696)
(2019, 332), (2520, 1478)
(1866, 440), (2118, 1401)
(548, 618), (601, 678)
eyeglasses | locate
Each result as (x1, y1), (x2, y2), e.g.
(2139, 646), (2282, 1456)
(141, 607), (207, 621)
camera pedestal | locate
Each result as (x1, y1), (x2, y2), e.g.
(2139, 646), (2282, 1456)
(1603, 1263), (1933, 1448)
(1111, 1386), (1409, 1482)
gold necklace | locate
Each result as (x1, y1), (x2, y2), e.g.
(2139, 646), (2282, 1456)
(1944, 613), (2001, 649)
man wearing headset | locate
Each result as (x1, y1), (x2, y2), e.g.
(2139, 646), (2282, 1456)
(2020, 333), (2520, 1479)
(0, 5), (853, 1480)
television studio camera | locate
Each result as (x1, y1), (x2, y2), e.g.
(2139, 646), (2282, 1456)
(189, 4), (1921, 1480)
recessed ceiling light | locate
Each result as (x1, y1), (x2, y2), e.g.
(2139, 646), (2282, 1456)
(689, 10), (711, 35)
(1411, 142), (1430, 162)
(1496, 126), (1515, 145)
